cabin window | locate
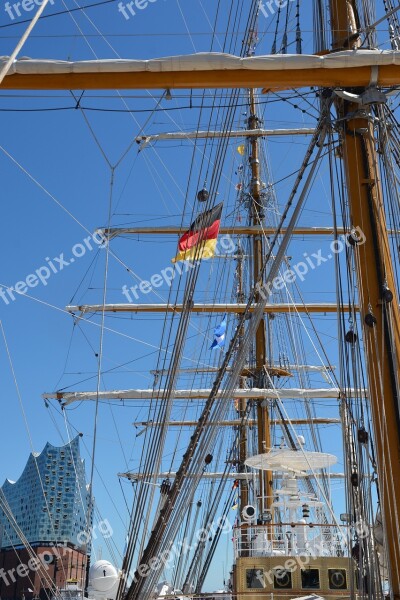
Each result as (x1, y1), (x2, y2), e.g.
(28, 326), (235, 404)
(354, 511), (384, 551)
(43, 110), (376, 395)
(274, 569), (292, 589)
(329, 569), (347, 590)
(246, 569), (265, 589)
(301, 568), (320, 589)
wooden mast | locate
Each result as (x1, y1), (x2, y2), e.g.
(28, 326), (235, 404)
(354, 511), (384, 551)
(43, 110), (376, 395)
(236, 248), (249, 517)
(249, 88), (273, 514)
(3, 61), (400, 91)
(330, 1), (400, 596)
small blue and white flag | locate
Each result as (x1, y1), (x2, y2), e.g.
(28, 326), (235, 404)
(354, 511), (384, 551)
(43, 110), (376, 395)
(211, 316), (226, 350)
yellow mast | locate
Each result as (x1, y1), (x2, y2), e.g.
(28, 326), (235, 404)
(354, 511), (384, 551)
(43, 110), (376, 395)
(330, 1), (400, 596)
(236, 249), (249, 516)
(248, 89), (273, 514)
(3, 63), (400, 90)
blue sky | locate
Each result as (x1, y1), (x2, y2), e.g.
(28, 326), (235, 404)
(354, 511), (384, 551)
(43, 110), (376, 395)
(0, 0), (390, 592)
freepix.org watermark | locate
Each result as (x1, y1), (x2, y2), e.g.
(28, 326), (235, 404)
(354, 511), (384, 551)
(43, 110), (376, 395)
(256, 228), (366, 301)
(121, 516), (232, 585)
(121, 234), (236, 302)
(4, 0), (55, 21)
(259, 0), (297, 19)
(0, 230), (107, 306)
(0, 519), (113, 586)
(117, 0), (160, 21)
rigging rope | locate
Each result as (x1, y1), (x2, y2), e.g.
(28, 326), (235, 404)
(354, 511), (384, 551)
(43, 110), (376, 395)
(0, 0), (52, 84)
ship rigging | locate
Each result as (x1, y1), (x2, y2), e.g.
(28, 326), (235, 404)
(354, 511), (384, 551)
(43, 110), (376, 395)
(2, 1), (400, 599)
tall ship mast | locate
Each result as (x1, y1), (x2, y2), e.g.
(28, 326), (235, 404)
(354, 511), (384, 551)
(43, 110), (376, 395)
(1, 1), (400, 600)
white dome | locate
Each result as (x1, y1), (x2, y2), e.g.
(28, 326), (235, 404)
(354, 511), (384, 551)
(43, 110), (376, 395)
(89, 560), (118, 592)
(245, 450), (337, 472)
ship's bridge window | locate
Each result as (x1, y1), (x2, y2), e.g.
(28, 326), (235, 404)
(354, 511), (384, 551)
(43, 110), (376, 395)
(274, 569), (292, 589)
(328, 569), (347, 590)
(301, 568), (320, 589)
(246, 569), (265, 589)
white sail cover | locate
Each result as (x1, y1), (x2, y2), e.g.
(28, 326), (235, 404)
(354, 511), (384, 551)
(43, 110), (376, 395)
(2, 49), (400, 75)
(43, 387), (364, 406)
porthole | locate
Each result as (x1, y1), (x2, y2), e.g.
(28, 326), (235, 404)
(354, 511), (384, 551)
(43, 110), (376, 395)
(328, 569), (347, 590)
(274, 570), (292, 589)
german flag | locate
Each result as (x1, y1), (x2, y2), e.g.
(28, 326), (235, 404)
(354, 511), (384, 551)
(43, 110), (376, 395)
(172, 202), (223, 263)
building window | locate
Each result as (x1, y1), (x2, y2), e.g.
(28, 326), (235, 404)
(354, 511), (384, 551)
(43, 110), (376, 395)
(246, 569), (265, 589)
(328, 569), (347, 590)
(301, 569), (320, 589)
(274, 570), (292, 589)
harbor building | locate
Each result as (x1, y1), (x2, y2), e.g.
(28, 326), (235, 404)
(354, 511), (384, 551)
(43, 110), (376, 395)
(0, 436), (92, 600)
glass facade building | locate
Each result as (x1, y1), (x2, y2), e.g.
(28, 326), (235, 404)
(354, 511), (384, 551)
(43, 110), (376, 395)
(0, 436), (91, 550)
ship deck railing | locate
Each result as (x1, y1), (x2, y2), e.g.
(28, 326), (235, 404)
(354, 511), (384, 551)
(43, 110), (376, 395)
(233, 523), (348, 559)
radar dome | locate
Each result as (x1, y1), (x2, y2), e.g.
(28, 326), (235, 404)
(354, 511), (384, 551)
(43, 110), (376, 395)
(89, 560), (118, 592)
